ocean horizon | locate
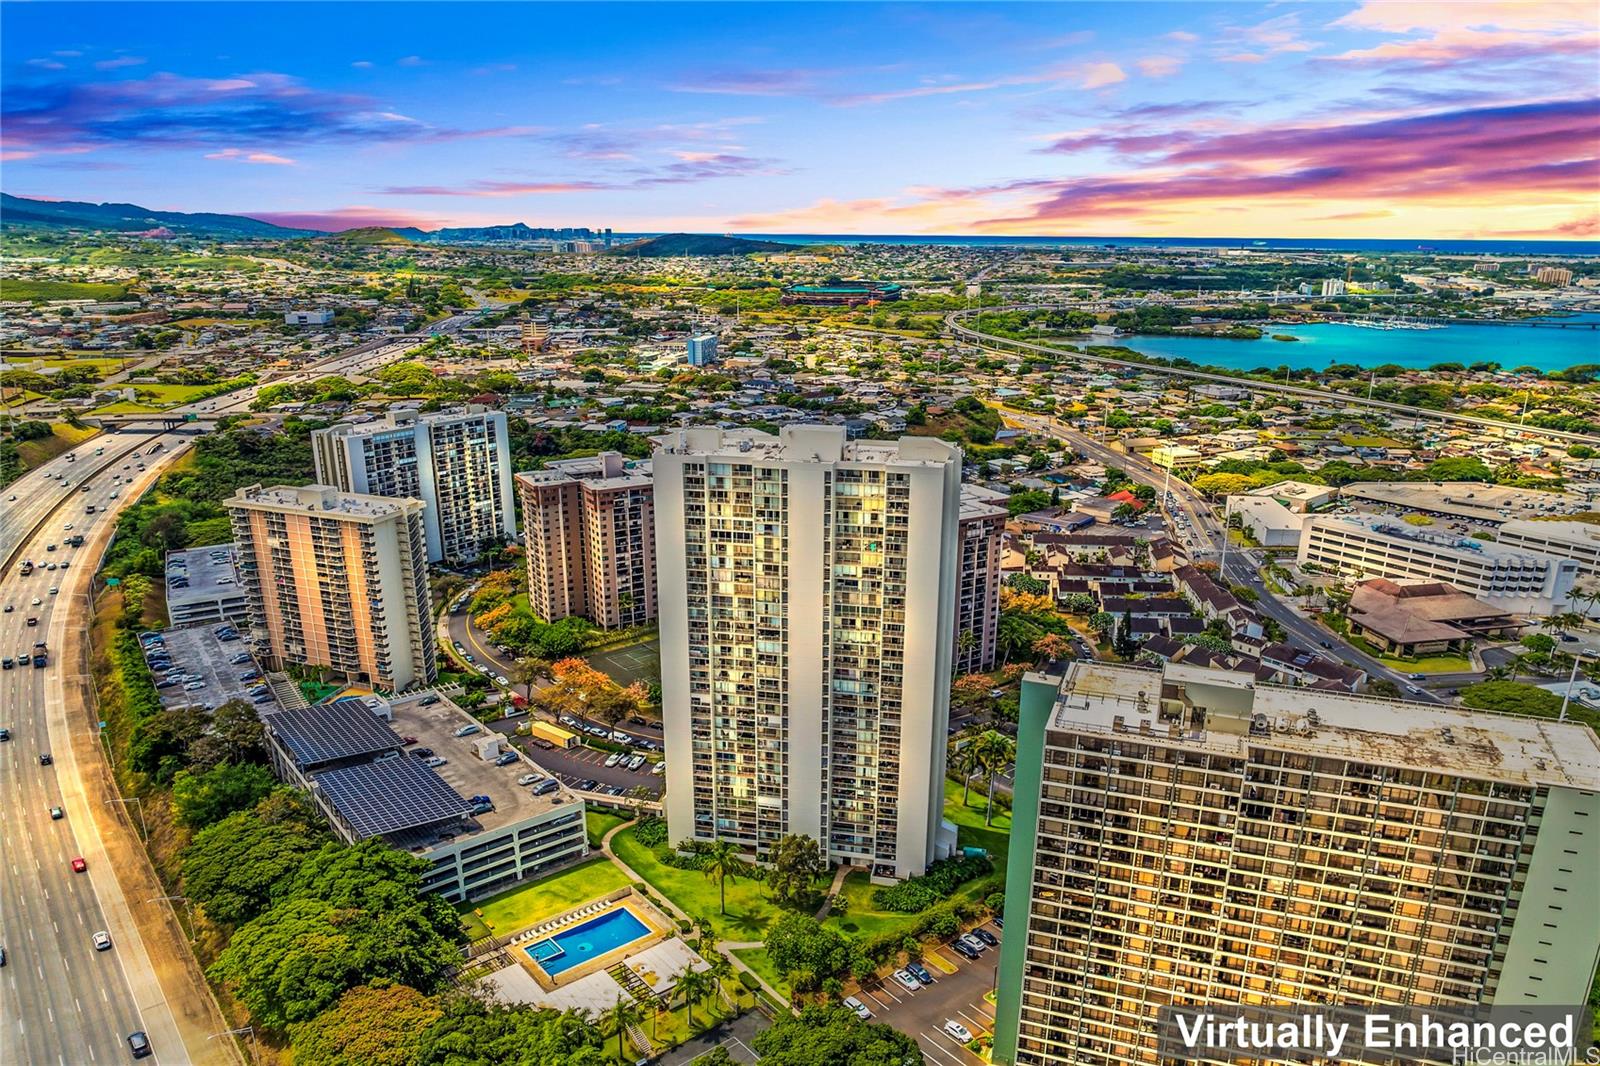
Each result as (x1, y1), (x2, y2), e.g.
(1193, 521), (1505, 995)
(614, 233), (1600, 256)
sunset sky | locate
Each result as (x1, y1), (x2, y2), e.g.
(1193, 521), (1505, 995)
(3, 1), (1596, 237)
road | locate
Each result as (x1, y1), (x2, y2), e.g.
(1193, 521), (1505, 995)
(949, 308), (1600, 445)
(0, 326), (438, 1064)
(1000, 409), (1440, 702)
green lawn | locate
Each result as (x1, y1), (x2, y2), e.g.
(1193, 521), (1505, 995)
(587, 807), (634, 847)
(14, 422), (99, 469)
(89, 400), (163, 415)
(1377, 653), (1473, 674)
(822, 872), (918, 941)
(733, 946), (791, 999)
(0, 279), (127, 302)
(943, 777), (1012, 868)
(458, 855), (631, 941)
(611, 826), (795, 943)
(130, 383), (215, 406)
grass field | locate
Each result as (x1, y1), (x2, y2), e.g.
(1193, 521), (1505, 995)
(458, 855), (631, 941)
(89, 401), (163, 415)
(131, 383), (215, 405)
(13, 422), (99, 471)
(611, 825), (796, 943)
(31, 357), (128, 374)
(1377, 653), (1473, 673)
(733, 946), (791, 999)
(586, 807), (634, 847)
(943, 777), (1012, 868)
(588, 637), (660, 687)
(0, 279), (128, 302)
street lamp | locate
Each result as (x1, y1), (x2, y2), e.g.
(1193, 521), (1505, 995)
(210, 1024), (256, 1063)
(108, 797), (146, 840)
(150, 893), (196, 930)
(1558, 653), (1592, 722)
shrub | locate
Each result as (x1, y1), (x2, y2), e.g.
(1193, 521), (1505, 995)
(738, 971), (760, 991)
(871, 853), (994, 914)
(633, 816), (669, 848)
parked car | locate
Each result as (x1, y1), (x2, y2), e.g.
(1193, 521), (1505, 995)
(952, 939), (981, 960)
(494, 751), (519, 767)
(906, 961), (934, 985)
(958, 933), (987, 953)
(424, 756), (447, 768)
(973, 926), (999, 947)
(843, 995), (872, 1020)
(453, 723), (481, 738)
(420, 695), (441, 706)
(517, 773), (544, 786)
(942, 1021), (973, 1043)
(604, 751), (624, 768)
(626, 754), (646, 771)
(409, 747), (435, 759)
(893, 969), (921, 992)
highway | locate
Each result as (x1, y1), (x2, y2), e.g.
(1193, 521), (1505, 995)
(948, 307), (1600, 445)
(0, 326), (442, 1064)
(1000, 409), (1442, 703)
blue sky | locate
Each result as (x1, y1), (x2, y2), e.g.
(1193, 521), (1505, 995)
(3, 1), (1596, 237)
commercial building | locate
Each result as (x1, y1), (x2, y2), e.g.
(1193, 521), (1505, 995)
(163, 544), (251, 627)
(516, 452), (656, 629)
(1226, 494), (1306, 548)
(226, 484), (437, 692)
(686, 333), (718, 367)
(1149, 444), (1203, 471)
(262, 693), (587, 903)
(654, 425), (963, 879)
(1340, 482), (1584, 525)
(1346, 579), (1520, 656)
(1297, 513), (1581, 616)
(955, 485), (1007, 674)
(993, 660), (1600, 1066)
(311, 406), (516, 564)
(1244, 479), (1337, 513)
(1320, 278), (1347, 297)
(285, 309), (334, 326)
(779, 281), (902, 306)
(1498, 519), (1600, 582)
(520, 319), (550, 355)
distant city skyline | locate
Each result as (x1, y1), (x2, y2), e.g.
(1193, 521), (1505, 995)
(2, 1), (1596, 239)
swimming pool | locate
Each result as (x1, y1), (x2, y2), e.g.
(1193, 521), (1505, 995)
(525, 906), (651, 977)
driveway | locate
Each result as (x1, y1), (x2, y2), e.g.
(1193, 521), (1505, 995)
(855, 924), (1002, 1066)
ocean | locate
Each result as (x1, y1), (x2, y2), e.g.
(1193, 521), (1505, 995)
(667, 233), (1600, 256)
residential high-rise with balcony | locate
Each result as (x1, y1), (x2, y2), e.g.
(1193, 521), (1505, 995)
(655, 425), (965, 879)
(955, 484), (1007, 674)
(311, 406), (515, 564)
(516, 452), (656, 629)
(226, 484), (437, 692)
(992, 660), (1600, 1066)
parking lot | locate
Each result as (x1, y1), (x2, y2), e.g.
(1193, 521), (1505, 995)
(584, 637), (660, 686)
(855, 923), (1002, 1066)
(141, 623), (275, 712)
(488, 717), (665, 799)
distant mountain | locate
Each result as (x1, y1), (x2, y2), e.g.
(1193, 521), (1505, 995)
(313, 226), (417, 246)
(416, 222), (606, 243)
(609, 232), (797, 257)
(0, 193), (315, 238)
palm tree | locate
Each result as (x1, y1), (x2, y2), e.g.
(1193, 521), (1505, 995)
(955, 629), (978, 669)
(704, 950), (735, 1010)
(974, 730), (1017, 827)
(702, 839), (744, 916)
(953, 741), (982, 808)
(675, 965), (714, 1029)
(602, 993), (643, 1060)
(513, 656), (551, 701)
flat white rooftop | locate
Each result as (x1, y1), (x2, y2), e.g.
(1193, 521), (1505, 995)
(1044, 660), (1600, 790)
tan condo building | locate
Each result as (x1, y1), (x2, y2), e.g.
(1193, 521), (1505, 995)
(226, 484), (437, 692)
(655, 425), (965, 879)
(955, 484), (1007, 674)
(516, 452), (656, 629)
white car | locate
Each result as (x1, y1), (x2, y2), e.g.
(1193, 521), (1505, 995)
(517, 773), (544, 786)
(893, 969), (921, 992)
(604, 751), (624, 768)
(959, 933), (987, 953)
(92, 931), (112, 951)
(626, 754), (646, 771)
(30, 597), (41, 606)
(843, 995), (872, 1020)
(942, 1020), (973, 1043)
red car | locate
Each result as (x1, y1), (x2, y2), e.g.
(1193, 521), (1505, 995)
(70, 857), (87, 873)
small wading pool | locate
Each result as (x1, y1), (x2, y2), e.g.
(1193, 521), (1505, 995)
(525, 906), (650, 976)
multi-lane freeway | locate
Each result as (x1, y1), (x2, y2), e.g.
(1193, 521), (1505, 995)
(1, 330), (434, 1064)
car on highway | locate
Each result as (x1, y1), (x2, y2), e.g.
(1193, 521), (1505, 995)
(26, 617), (37, 627)
(892, 969), (921, 992)
(942, 1020), (973, 1043)
(70, 857), (87, 873)
(0, 659), (10, 670)
(0, 727), (9, 740)
(0, 946), (6, 966)
(39, 753), (52, 765)
(92, 931), (112, 951)
(2, 604), (9, 613)
(48, 587), (58, 596)
(843, 995), (872, 1020)
(31, 596), (41, 605)
(127, 1031), (152, 1059)
(49, 806), (64, 820)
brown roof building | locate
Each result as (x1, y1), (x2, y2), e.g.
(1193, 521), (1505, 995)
(1347, 578), (1520, 657)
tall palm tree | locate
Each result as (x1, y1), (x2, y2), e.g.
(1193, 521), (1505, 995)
(953, 741), (982, 809)
(602, 993), (643, 1060)
(675, 966), (714, 1029)
(702, 839), (743, 916)
(704, 950), (735, 1010)
(974, 730), (1017, 827)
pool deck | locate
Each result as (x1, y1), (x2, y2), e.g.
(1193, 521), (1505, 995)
(482, 936), (711, 1017)
(508, 892), (672, 992)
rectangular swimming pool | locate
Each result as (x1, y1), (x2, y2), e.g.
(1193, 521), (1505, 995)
(525, 907), (650, 977)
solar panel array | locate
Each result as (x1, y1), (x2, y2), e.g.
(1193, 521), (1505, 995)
(315, 757), (471, 838)
(264, 697), (402, 768)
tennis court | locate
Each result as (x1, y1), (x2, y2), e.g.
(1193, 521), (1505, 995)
(587, 637), (659, 686)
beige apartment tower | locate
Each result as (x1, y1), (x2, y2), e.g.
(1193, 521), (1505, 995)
(226, 484), (437, 692)
(515, 452), (656, 629)
(992, 660), (1600, 1066)
(655, 426), (964, 879)
(955, 485), (1007, 674)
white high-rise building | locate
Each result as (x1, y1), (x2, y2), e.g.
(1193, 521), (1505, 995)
(654, 426), (964, 879)
(311, 406), (515, 564)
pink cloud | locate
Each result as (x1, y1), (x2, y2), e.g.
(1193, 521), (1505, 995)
(94, 56), (147, 70)
(1136, 55), (1184, 78)
(242, 205), (446, 232)
(205, 147), (295, 165)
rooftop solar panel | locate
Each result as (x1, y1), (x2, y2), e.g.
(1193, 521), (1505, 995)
(264, 697), (401, 768)
(315, 757), (471, 838)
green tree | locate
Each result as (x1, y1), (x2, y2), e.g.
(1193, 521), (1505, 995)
(513, 656), (552, 701)
(171, 762), (277, 830)
(413, 996), (605, 1065)
(675, 966), (714, 1029)
(601, 994), (643, 1060)
(768, 833), (826, 908)
(752, 1005), (923, 1066)
(702, 839), (745, 916)
(973, 730), (1016, 827)
(290, 984), (442, 1066)
(764, 913), (851, 985)
(182, 808), (326, 926)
